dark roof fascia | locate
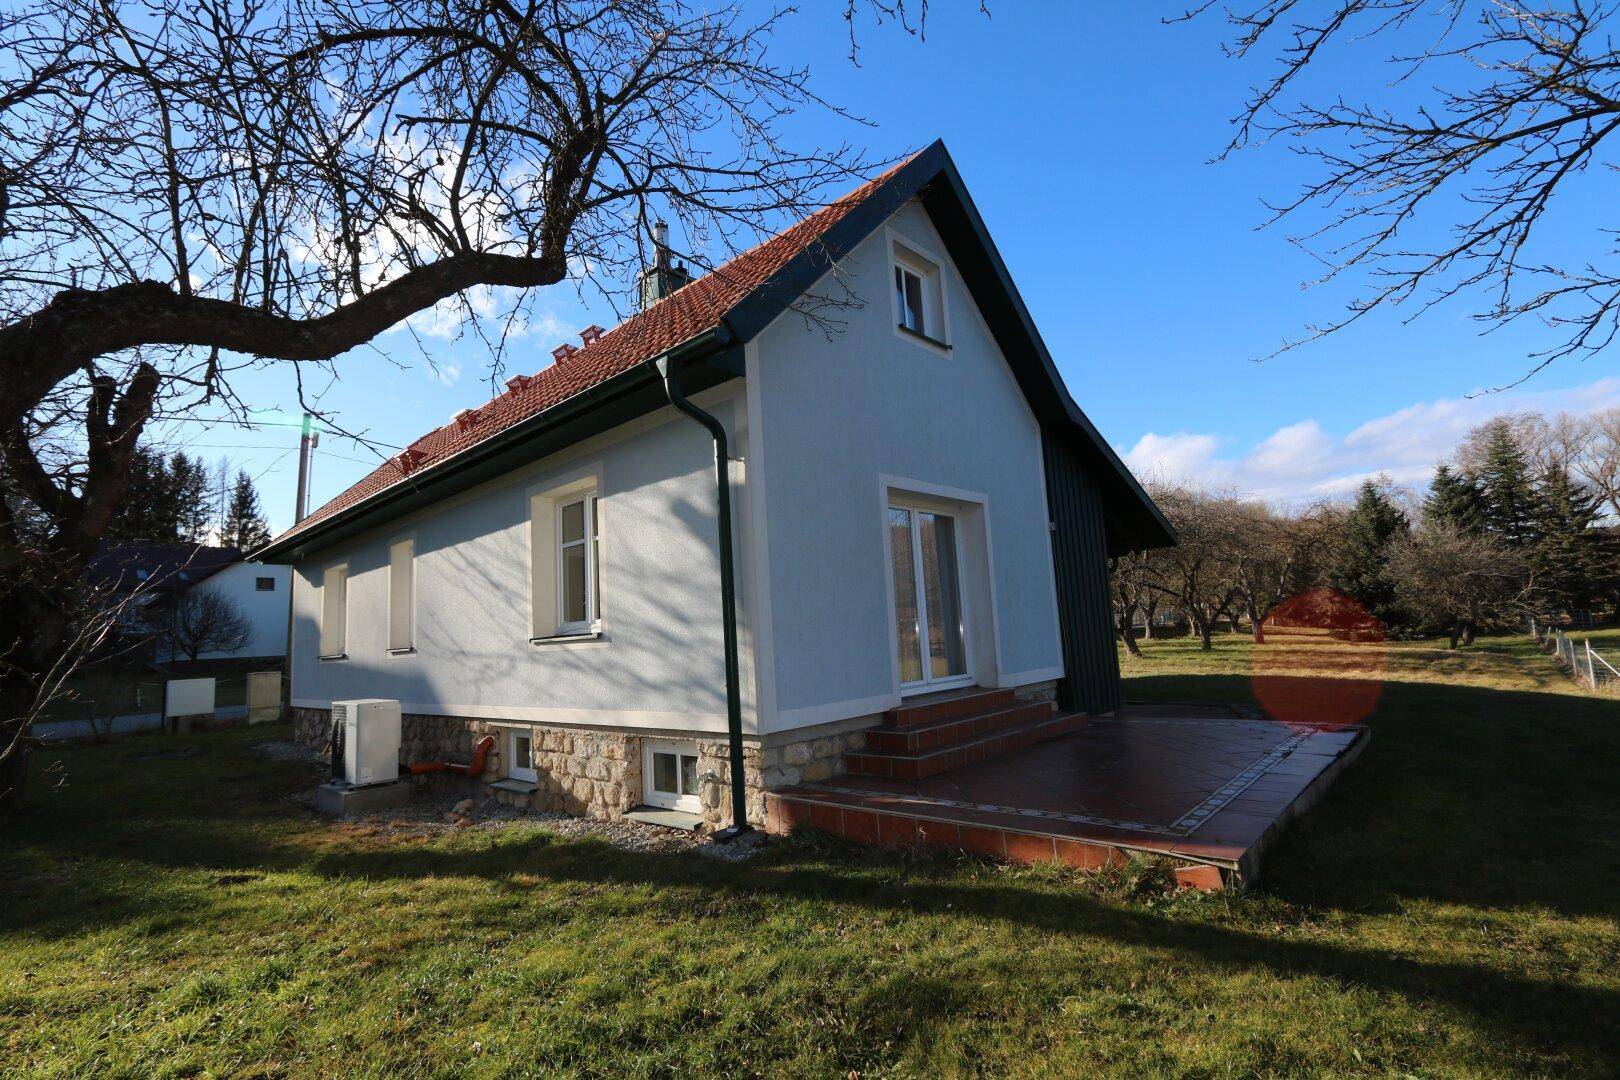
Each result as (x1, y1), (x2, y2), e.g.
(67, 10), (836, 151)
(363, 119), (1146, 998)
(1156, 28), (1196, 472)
(256, 329), (738, 563)
(727, 140), (1175, 552)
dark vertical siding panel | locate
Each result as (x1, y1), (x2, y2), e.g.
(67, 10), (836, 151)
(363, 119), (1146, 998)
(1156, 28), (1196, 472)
(1042, 428), (1124, 715)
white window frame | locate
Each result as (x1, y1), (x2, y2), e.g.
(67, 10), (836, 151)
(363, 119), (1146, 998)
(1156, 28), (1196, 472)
(887, 229), (950, 354)
(318, 562), (348, 660)
(507, 727), (538, 783)
(641, 738), (701, 813)
(554, 491), (600, 635)
(387, 536), (415, 654)
(528, 469), (604, 642)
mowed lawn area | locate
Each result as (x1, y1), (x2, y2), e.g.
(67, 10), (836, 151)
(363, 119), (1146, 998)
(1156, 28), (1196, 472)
(3, 636), (1618, 1077)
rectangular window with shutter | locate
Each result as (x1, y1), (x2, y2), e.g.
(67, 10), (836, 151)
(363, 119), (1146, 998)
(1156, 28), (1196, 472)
(388, 538), (414, 652)
(319, 563), (347, 658)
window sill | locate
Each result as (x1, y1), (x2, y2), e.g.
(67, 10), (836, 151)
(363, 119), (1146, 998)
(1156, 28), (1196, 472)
(528, 630), (607, 646)
(317, 653), (348, 661)
(386, 647), (416, 656)
(490, 778), (539, 795)
(897, 323), (951, 351)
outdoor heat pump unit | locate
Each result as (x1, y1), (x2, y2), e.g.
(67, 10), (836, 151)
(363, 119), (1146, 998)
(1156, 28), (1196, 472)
(331, 699), (402, 787)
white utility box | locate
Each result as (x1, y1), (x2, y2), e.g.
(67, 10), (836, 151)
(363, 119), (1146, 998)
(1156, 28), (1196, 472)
(333, 698), (402, 787)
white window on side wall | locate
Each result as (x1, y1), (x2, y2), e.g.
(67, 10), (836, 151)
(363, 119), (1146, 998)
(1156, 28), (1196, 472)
(889, 232), (949, 351)
(388, 538), (414, 652)
(528, 472), (603, 641)
(319, 563), (347, 658)
(556, 492), (599, 633)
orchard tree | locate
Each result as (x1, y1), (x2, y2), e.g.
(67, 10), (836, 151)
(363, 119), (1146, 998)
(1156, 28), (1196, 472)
(0, 0), (953, 805)
(1389, 523), (1532, 648)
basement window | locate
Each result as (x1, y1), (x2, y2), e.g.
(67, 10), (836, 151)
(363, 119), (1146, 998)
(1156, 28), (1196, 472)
(642, 738), (701, 813)
(508, 727), (538, 783)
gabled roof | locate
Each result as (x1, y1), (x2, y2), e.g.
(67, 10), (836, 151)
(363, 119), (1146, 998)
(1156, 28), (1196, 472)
(87, 541), (243, 597)
(259, 140), (1171, 561)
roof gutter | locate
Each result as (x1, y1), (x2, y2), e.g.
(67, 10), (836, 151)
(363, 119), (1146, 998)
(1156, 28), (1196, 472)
(256, 326), (733, 564)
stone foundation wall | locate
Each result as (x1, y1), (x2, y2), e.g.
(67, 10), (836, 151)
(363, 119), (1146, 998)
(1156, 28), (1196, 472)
(292, 678), (1055, 830)
(290, 705), (865, 829)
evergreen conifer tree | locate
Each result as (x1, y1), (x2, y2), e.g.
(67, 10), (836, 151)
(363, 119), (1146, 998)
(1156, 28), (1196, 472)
(1475, 421), (1538, 547)
(220, 470), (272, 552)
(1329, 480), (1410, 627)
(1532, 466), (1602, 614)
(1423, 465), (1484, 534)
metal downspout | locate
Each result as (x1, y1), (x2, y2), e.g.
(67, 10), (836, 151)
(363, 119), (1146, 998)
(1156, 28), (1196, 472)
(655, 347), (751, 841)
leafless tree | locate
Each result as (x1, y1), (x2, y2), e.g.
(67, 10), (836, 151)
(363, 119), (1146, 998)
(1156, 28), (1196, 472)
(1145, 486), (1243, 651)
(1109, 549), (1160, 656)
(1388, 521), (1533, 647)
(150, 587), (252, 662)
(0, 0), (939, 805)
(1186, 1), (1620, 380)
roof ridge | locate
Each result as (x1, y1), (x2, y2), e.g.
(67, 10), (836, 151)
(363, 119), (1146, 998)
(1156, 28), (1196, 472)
(271, 154), (918, 547)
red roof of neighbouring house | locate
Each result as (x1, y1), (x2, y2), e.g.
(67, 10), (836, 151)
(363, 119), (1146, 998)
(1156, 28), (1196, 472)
(268, 157), (915, 549)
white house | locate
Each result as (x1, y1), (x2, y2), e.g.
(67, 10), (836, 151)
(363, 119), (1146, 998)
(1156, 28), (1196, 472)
(88, 541), (290, 663)
(258, 141), (1173, 832)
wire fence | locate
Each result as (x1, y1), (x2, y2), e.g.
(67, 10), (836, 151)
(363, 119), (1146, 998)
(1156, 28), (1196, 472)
(1529, 618), (1620, 693)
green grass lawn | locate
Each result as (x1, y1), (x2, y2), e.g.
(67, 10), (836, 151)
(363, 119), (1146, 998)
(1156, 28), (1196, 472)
(3, 636), (1618, 1077)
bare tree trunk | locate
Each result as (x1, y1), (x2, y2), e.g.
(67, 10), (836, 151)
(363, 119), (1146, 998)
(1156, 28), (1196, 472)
(1448, 622), (1463, 650)
(1197, 616), (1214, 651)
(1247, 595), (1266, 644)
(1143, 597), (1158, 639)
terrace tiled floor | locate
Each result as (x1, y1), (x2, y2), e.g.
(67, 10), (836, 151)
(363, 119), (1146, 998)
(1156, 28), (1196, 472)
(766, 704), (1367, 888)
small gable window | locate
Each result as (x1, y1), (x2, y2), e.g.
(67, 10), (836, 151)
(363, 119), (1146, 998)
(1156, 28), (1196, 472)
(890, 237), (948, 350)
(255, 576), (276, 592)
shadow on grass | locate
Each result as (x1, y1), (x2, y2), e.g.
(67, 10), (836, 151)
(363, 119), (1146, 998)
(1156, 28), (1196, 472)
(5, 685), (1620, 1063)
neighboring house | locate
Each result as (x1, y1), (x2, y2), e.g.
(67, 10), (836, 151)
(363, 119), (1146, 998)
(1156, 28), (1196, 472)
(86, 541), (291, 663)
(257, 141), (1173, 829)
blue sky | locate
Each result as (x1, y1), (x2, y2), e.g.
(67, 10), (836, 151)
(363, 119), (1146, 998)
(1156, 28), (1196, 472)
(156, 5), (1619, 534)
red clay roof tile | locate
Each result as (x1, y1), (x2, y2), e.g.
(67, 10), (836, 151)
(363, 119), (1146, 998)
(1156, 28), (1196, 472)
(272, 158), (912, 548)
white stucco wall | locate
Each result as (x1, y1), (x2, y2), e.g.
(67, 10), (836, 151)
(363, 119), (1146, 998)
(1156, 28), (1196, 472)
(748, 199), (1064, 733)
(289, 387), (750, 734)
(158, 561), (290, 661)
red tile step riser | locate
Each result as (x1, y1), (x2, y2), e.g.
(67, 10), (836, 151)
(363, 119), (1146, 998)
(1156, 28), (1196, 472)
(863, 700), (1054, 754)
(846, 711), (1085, 781)
(763, 795), (1143, 875)
(884, 687), (1016, 729)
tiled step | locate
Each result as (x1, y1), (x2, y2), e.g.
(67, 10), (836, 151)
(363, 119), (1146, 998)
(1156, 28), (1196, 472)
(864, 699), (1054, 754)
(884, 686), (1015, 729)
(763, 787), (1235, 888)
(846, 710), (1086, 780)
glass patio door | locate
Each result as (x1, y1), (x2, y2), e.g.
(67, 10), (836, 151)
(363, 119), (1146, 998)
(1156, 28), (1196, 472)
(888, 504), (970, 692)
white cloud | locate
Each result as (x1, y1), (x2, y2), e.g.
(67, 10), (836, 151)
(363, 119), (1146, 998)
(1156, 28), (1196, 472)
(1121, 376), (1620, 504)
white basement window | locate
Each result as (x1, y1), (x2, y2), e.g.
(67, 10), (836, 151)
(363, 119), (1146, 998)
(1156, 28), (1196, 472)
(388, 538), (414, 652)
(319, 563), (347, 658)
(508, 727), (538, 783)
(642, 738), (700, 813)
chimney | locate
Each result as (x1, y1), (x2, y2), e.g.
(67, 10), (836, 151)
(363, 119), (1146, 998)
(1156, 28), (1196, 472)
(579, 324), (605, 347)
(638, 219), (693, 309)
(552, 343), (578, 365)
